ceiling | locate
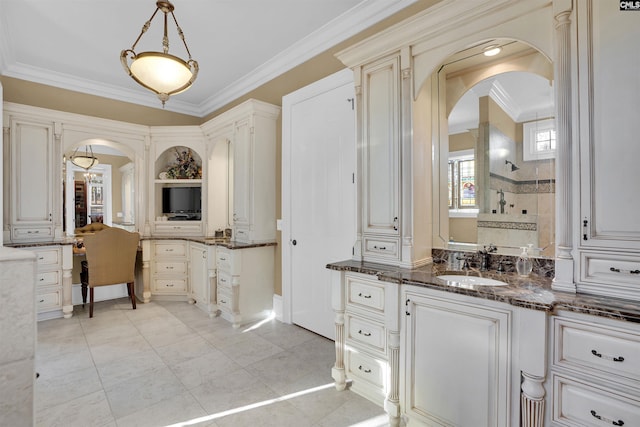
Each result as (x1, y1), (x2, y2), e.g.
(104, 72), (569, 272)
(0, 0), (417, 117)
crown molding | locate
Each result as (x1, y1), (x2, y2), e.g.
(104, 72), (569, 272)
(1, 0), (418, 118)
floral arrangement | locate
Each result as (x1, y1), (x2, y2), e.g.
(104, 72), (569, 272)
(165, 148), (201, 179)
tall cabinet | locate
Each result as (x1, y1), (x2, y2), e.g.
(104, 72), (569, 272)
(3, 114), (61, 242)
(576, 0), (640, 301)
(360, 54), (402, 264)
(202, 99), (280, 244)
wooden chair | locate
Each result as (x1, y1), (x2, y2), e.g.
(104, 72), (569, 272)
(81, 227), (140, 318)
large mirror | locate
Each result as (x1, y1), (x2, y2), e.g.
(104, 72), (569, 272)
(436, 39), (555, 257)
(63, 142), (135, 234)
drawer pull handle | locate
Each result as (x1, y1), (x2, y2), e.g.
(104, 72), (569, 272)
(220, 257), (226, 261)
(220, 299), (226, 304)
(166, 266), (174, 270)
(609, 267), (640, 275)
(358, 365), (371, 374)
(38, 257), (44, 261)
(358, 292), (371, 299)
(590, 410), (624, 426)
(166, 249), (174, 252)
(167, 284), (174, 287)
(591, 349), (624, 362)
(39, 278), (44, 281)
(358, 329), (371, 337)
(373, 245), (386, 250)
(39, 299), (45, 303)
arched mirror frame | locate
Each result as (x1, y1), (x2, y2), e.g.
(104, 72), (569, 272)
(428, 41), (555, 257)
(63, 134), (145, 236)
(407, 4), (573, 280)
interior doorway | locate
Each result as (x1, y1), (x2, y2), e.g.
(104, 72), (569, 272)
(65, 162), (112, 232)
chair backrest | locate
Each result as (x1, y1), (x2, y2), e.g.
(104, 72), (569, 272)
(82, 227), (140, 287)
(75, 222), (111, 236)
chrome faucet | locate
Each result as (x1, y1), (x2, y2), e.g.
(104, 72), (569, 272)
(478, 244), (497, 271)
(497, 189), (506, 214)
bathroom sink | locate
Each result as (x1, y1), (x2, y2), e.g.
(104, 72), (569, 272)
(436, 275), (509, 287)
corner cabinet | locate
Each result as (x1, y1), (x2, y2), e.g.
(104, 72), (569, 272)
(149, 133), (206, 237)
(4, 116), (61, 242)
(202, 99), (280, 244)
(360, 54), (401, 263)
(576, 0), (640, 300)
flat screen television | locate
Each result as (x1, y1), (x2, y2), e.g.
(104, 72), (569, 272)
(162, 187), (201, 219)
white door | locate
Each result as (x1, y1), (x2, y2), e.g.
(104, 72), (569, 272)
(283, 69), (356, 340)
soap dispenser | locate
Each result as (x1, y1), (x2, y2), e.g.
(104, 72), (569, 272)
(516, 245), (533, 277)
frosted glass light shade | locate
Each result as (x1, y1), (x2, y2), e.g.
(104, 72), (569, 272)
(130, 52), (193, 95)
(71, 155), (99, 170)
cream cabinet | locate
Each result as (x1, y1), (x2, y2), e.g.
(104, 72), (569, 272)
(576, 0), (640, 300)
(188, 241), (215, 317)
(31, 245), (73, 320)
(549, 311), (640, 426)
(203, 99), (280, 244)
(150, 240), (189, 296)
(402, 287), (512, 427)
(5, 117), (58, 242)
(332, 272), (401, 424)
(360, 54), (401, 263)
(215, 245), (274, 327)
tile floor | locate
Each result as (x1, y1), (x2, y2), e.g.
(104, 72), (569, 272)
(35, 299), (388, 427)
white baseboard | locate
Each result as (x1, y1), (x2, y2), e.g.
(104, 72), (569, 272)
(272, 294), (283, 322)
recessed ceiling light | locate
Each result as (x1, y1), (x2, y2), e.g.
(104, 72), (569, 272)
(483, 45), (502, 57)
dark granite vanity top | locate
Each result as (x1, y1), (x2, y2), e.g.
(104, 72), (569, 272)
(141, 236), (277, 250)
(326, 259), (640, 323)
(5, 239), (76, 248)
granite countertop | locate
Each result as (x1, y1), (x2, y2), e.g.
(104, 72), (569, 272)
(5, 238), (76, 248)
(327, 259), (640, 323)
(140, 236), (277, 250)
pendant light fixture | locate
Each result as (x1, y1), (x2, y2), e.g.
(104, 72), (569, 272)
(120, 1), (199, 107)
(70, 146), (99, 170)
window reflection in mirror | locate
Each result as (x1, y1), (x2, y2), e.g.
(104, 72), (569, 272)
(439, 39), (555, 257)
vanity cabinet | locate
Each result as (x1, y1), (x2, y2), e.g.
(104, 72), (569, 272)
(188, 241), (215, 317)
(30, 244), (73, 320)
(215, 245), (274, 327)
(150, 240), (189, 296)
(360, 54), (402, 263)
(576, 0), (640, 300)
(549, 311), (640, 426)
(343, 273), (399, 405)
(402, 287), (512, 427)
(4, 117), (57, 242)
(203, 100), (280, 243)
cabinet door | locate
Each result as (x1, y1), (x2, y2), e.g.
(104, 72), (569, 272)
(232, 117), (252, 226)
(362, 54), (400, 236)
(578, 0), (640, 250)
(404, 292), (510, 427)
(189, 242), (208, 306)
(11, 120), (53, 225)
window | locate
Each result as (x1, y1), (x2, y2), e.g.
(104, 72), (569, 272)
(448, 150), (478, 216)
(523, 118), (556, 161)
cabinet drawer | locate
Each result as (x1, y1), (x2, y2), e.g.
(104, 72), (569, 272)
(363, 236), (399, 259)
(36, 271), (60, 287)
(12, 226), (54, 240)
(346, 275), (385, 314)
(36, 286), (62, 311)
(346, 348), (385, 390)
(580, 251), (640, 287)
(552, 374), (640, 427)
(554, 317), (640, 383)
(217, 271), (232, 292)
(154, 222), (203, 235)
(33, 248), (60, 267)
(154, 261), (187, 275)
(234, 227), (250, 243)
(153, 278), (187, 293)
(346, 313), (386, 354)
(153, 242), (186, 257)
(216, 249), (239, 274)
(217, 288), (233, 312)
